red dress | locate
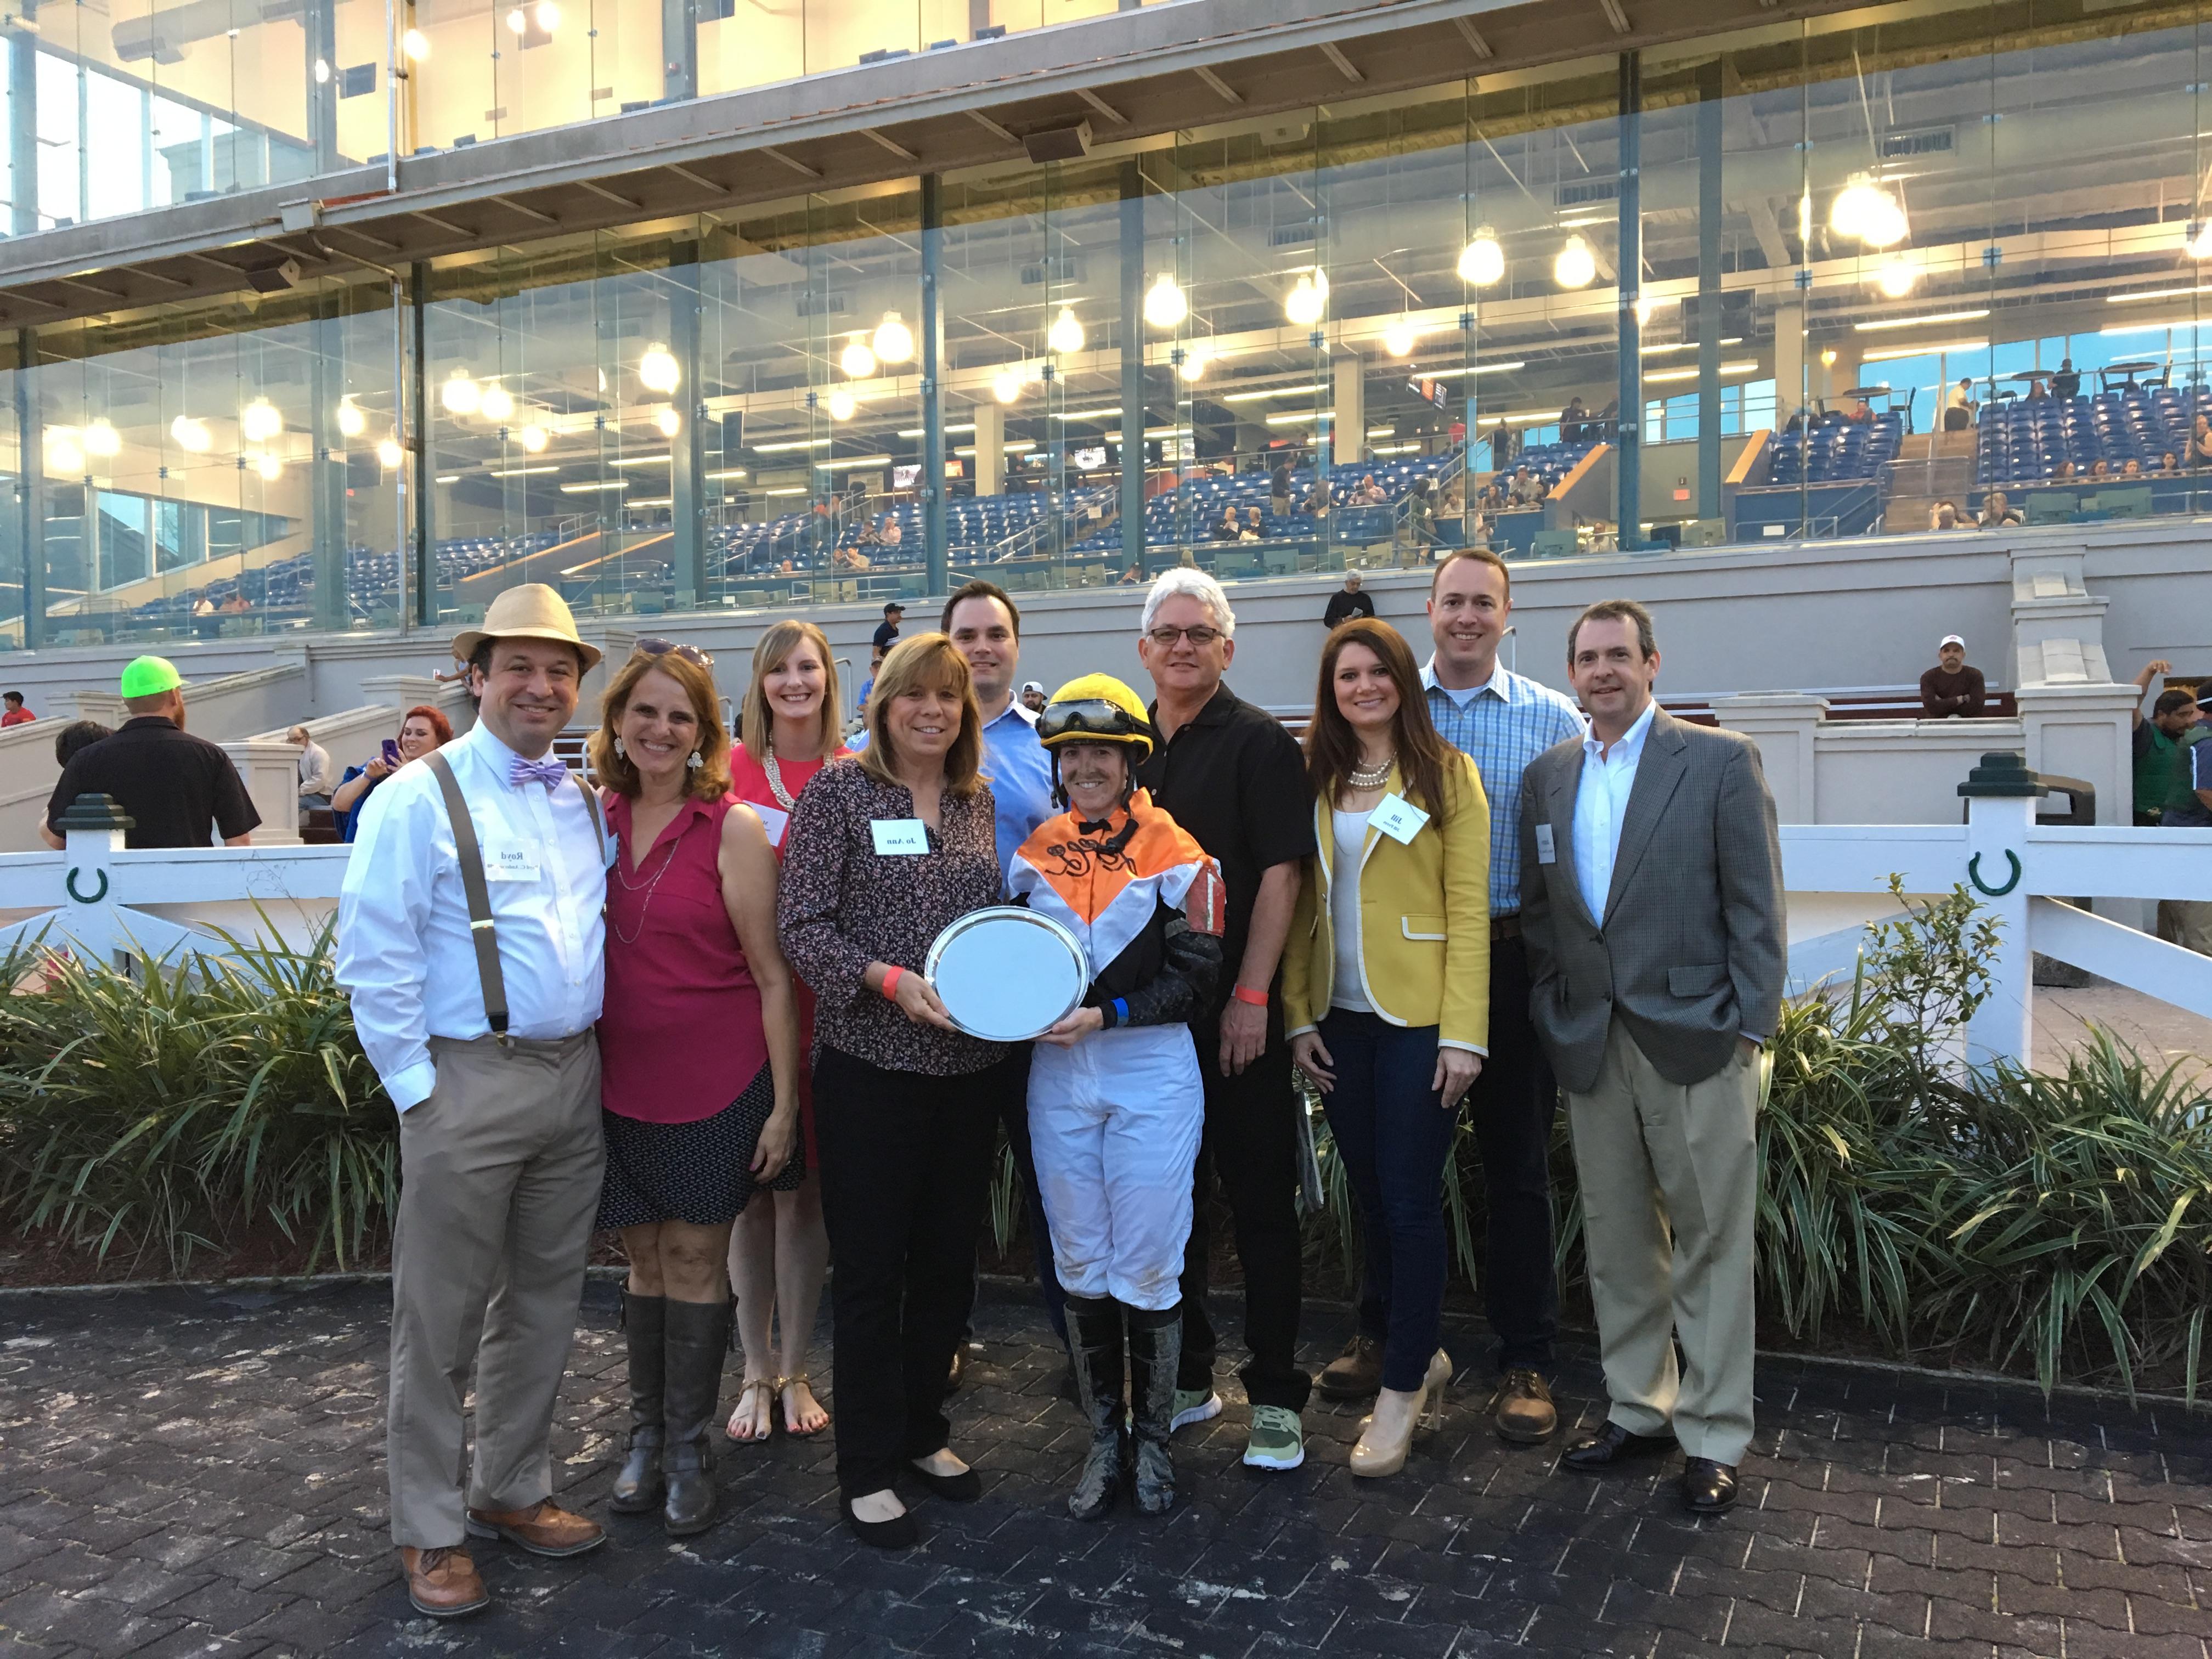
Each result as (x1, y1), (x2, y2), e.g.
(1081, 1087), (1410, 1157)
(728, 741), (847, 1164)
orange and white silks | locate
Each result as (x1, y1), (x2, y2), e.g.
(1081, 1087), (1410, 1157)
(1008, 788), (1224, 981)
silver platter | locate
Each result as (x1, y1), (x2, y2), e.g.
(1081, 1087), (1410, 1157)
(924, 905), (1091, 1043)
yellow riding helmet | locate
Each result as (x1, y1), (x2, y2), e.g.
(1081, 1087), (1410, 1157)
(1038, 673), (1155, 765)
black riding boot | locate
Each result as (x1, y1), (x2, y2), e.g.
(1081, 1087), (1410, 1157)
(610, 1292), (666, 1514)
(1063, 1294), (1126, 1522)
(661, 1296), (731, 1537)
(1126, 1302), (1182, 1517)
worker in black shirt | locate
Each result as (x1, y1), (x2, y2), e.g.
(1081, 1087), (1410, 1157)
(871, 601), (905, 655)
(1133, 568), (1317, 1472)
(41, 656), (259, 849)
(1322, 570), (1376, 630)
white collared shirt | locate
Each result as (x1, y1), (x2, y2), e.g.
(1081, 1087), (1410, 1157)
(1571, 700), (1657, 924)
(336, 721), (608, 1111)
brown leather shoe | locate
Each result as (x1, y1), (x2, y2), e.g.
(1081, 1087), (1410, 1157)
(399, 1545), (490, 1618)
(464, 1498), (606, 1558)
(1491, 1369), (1558, 1444)
(1317, 1335), (1383, 1402)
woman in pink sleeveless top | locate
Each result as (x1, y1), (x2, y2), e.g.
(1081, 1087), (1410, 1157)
(592, 641), (802, 1539)
(723, 619), (846, 1445)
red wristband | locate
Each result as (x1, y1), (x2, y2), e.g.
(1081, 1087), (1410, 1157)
(881, 966), (905, 1001)
(1230, 984), (1269, 1008)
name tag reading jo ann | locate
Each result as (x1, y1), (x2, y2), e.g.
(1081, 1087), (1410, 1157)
(872, 818), (930, 856)
(1369, 792), (1430, 847)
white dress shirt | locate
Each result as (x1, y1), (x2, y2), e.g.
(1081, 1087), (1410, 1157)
(336, 721), (608, 1112)
(1571, 700), (1656, 926)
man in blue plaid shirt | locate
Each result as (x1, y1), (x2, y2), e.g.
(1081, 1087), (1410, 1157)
(1316, 547), (1583, 1444)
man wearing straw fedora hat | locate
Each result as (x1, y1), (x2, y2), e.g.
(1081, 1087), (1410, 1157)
(337, 584), (614, 1618)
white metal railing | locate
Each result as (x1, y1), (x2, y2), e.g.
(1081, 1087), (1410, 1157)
(4, 759), (2208, 1070)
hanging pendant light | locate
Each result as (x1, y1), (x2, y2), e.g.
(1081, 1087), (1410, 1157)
(240, 397), (284, 441)
(336, 397), (366, 438)
(992, 366), (1023, 404)
(873, 312), (914, 364)
(840, 332), (877, 379)
(44, 430), (83, 474)
(518, 422), (549, 453)
(1382, 316), (1417, 358)
(480, 383), (515, 423)
(1178, 345), (1209, 383)
(83, 418), (121, 458)
(1457, 227), (1504, 287)
(401, 27), (430, 60)
(1875, 256), (1917, 299)
(1831, 172), (1907, 247)
(376, 436), (405, 469)
(654, 407), (681, 437)
(637, 343), (681, 395)
(2188, 221), (2212, 260)
(1553, 235), (1596, 289)
(1284, 270), (1328, 327)
(827, 389), (857, 421)
(253, 453), (284, 481)
(1047, 306), (1085, 354)
(438, 373), (480, 417)
(170, 415), (212, 453)
(1143, 273), (1187, 330)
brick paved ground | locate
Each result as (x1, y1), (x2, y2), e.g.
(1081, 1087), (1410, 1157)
(1, 1278), (2209, 1659)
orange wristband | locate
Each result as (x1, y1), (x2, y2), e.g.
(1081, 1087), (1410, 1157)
(881, 966), (905, 1001)
(1230, 984), (1268, 1008)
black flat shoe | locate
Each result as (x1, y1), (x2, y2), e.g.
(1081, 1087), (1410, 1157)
(841, 1496), (919, 1549)
(1561, 1421), (1677, 1471)
(908, 1462), (983, 1502)
(1683, 1457), (1737, 1514)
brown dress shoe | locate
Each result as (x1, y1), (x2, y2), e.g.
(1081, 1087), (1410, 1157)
(464, 1498), (606, 1558)
(1491, 1369), (1558, 1444)
(399, 1545), (490, 1618)
(1317, 1335), (1383, 1402)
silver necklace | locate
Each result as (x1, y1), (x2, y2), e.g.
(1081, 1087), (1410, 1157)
(612, 815), (683, 945)
(763, 740), (799, 812)
(1347, 752), (1395, 791)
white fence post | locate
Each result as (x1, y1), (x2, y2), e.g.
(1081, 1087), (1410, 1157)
(1958, 752), (2042, 1066)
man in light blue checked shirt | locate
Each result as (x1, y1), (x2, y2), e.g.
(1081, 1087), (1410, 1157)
(1319, 547), (1583, 1445)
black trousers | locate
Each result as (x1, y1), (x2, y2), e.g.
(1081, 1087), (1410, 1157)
(1176, 1016), (1312, 1412)
(815, 1043), (1021, 1498)
(1459, 933), (1561, 1372)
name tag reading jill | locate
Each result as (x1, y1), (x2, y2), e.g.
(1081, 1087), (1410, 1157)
(484, 848), (543, 883)
(1370, 792), (1430, 846)
(1533, 823), (1558, 866)
(871, 817), (929, 856)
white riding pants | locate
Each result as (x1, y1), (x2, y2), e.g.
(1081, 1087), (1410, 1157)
(1026, 1022), (1205, 1311)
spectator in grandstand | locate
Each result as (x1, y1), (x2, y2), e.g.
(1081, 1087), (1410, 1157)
(1928, 500), (1963, 531)
(855, 518), (884, 549)
(2025, 377), (2050, 404)
(1322, 570), (1375, 631)
(1214, 506), (1243, 542)
(1560, 396), (1588, 443)
(2052, 460), (2077, 482)
(1244, 506), (1265, 539)
(331, 706), (455, 842)
(1919, 635), (1987, 719)
(2194, 414), (2212, 468)
(2158, 452), (2182, 475)
(1943, 377), (1975, 432)
(2088, 459), (2111, 483)
(1271, 461), (1292, 518)
(872, 602), (905, 656)
(1120, 565), (1143, 585)
(1355, 474), (1387, 505)
(192, 595), (216, 617)
(42, 657), (258, 850)
(2050, 358), (2081, 400)
(1978, 490), (2024, 527)
(220, 592), (251, 614)
(881, 517), (903, 549)
(291, 725), (336, 815)
(2130, 661), (2198, 826)
(1304, 478), (1333, 517)
(2123, 458), (2145, 479)
(0, 691), (30, 727)
(53, 720), (109, 769)
(1845, 399), (1873, 426)
(832, 546), (873, 573)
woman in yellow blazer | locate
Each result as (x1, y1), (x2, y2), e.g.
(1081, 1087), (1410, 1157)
(1285, 617), (1490, 1478)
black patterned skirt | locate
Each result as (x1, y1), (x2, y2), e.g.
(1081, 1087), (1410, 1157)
(596, 1063), (805, 1231)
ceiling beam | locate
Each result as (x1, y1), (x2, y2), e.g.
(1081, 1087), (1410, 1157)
(864, 128), (920, 162)
(1454, 18), (1495, 59)
(1075, 87), (1126, 126)
(760, 146), (821, 180)
(1320, 42), (1364, 85)
(1195, 66), (1243, 106)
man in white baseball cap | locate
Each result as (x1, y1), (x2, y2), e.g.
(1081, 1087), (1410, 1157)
(1920, 634), (1987, 719)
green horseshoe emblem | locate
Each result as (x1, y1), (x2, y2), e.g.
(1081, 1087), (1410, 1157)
(1967, 849), (2022, 898)
(64, 867), (109, 904)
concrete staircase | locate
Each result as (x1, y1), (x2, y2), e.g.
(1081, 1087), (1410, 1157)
(1880, 430), (1978, 532)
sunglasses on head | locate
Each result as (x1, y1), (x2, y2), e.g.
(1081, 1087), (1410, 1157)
(635, 637), (714, 668)
(1038, 699), (1144, 744)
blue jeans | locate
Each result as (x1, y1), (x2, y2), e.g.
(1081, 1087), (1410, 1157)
(1318, 1008), (1455, 1393)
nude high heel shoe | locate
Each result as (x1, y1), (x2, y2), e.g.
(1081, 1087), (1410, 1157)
(1348, 1350), (1454, 1479)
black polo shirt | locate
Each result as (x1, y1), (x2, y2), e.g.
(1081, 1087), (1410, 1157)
(1323, 588), (1375, 629)
(1136, 682), (1315, 1018)
(46, 716), (261, 849)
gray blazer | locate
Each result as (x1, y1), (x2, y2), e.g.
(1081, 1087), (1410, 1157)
(1517, 706), (1785, 1094)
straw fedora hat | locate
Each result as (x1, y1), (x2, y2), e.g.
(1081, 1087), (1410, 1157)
(450, 583), (602, 672)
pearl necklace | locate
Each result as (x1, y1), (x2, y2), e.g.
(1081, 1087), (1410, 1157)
(763, 741), (799, 812)
(1347, 752), (1395, 791)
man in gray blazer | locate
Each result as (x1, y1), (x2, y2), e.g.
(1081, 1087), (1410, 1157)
(1518, 599), (1784, 1515)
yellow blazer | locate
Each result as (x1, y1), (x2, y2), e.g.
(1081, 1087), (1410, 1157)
(1283, 752), (1491, 1051)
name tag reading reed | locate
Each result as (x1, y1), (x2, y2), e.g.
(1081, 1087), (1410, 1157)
(484, 848), (543, 883)
(871, 817), (929, 856)
(1370, 792), (1430, 846)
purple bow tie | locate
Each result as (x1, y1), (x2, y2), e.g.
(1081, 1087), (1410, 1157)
(510, 755), (569, 790)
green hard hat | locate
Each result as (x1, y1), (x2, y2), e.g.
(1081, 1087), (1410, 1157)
(118, 656), (187, 699)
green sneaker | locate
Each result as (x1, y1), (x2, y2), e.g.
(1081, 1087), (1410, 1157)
(1243, 1404), (1305, 1470)
(1170, 1387), (1221, 1433)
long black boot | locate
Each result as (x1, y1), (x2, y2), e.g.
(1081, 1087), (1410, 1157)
(661, 1296), (731, 1537)
(1063, 1294), (1126, 1522)
(610, 1292), (666, 1514)
(1126, 1303), (1182, 1517)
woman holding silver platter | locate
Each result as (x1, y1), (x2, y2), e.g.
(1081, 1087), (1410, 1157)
(776, 633), (1024, 1550)
(1007, 675), (1226, 1521)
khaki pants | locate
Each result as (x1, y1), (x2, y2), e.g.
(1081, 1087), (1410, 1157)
(1565, 1020), (1760, 1467)
(388, 1031), (604, 1548)
(2158, 899), (2212, 956)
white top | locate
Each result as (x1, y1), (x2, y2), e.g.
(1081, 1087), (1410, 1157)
(335, 720), (609, 1112)
(298, 741), (334, 795)
(1571, 700), (1657, 925)
(1328, 806), (1373, 1013)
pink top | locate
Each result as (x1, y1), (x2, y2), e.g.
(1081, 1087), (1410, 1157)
(599, 791), (768, 1124)
(726, 742), (844, 856)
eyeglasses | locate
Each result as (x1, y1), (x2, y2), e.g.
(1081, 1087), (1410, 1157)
(1145, 624), (1223, 648)
(635, 637), (714, 668)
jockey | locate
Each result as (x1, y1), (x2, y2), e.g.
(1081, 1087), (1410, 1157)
(1008, 673), (1224, 1523)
